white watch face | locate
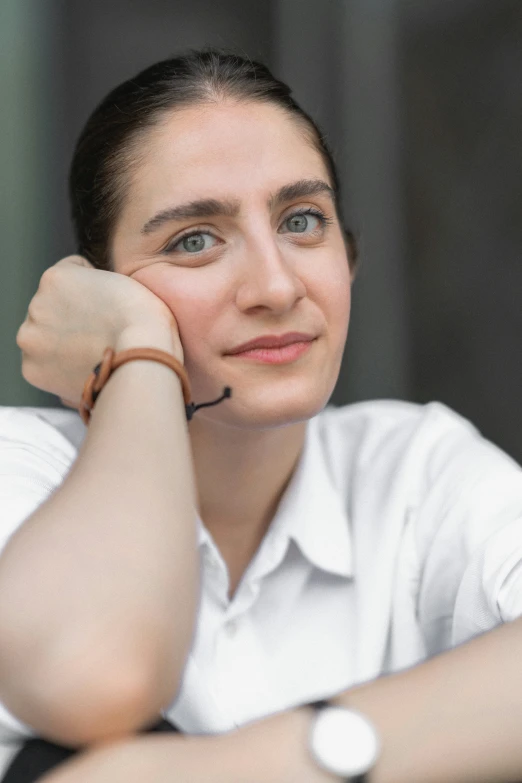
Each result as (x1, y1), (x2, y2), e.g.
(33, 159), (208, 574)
(310, 707), (380, 778)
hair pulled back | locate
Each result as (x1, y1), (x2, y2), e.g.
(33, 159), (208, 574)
(69, 48), (353, 270)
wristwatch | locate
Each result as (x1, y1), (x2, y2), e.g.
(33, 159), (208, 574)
(307, 699), (380, 782)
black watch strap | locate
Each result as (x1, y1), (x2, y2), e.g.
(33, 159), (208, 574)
(308, 700), (368, 783)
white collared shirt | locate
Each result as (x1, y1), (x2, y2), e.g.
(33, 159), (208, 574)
(1, 400), (522, 768)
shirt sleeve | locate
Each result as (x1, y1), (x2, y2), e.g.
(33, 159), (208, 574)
(0, 408), (79, 743)
(412, 404), (522, 654)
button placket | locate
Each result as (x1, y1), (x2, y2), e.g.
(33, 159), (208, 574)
(224, 618), (239, 637)
(202, 546), (230, 603)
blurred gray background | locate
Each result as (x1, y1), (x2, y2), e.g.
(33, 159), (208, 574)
(1, 0), (521, 459)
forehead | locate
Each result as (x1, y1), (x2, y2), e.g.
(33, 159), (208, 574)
(124, 100), (330, 215)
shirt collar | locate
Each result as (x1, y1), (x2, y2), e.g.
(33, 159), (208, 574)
(268, 415), (353, 578)
(196, 414), (353, 579)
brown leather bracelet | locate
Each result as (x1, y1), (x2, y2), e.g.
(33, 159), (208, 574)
(80, 347), (191, 425)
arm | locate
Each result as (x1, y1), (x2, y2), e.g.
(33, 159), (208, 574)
(338, 615), (522, 782)
(38, 616), (522, 783)
(38, 711), (331, 783)
(0, 262), (200, 746)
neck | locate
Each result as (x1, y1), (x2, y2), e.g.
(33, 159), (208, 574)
(189, 415), (307, 556)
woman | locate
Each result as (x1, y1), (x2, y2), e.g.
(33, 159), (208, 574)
(1, 49), (522, 783)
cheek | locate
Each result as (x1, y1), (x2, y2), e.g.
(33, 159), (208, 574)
(310, 254), (352, 328)
(328, 283), (351, 352)
(130, 266), (220, 351)
(335, 269), (352, 322)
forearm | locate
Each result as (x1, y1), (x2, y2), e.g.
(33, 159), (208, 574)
(39, 711), (334, 783)
(43, 617), (522, 783)
(0, 328), (200, 744)
(335, 615), (522, 782)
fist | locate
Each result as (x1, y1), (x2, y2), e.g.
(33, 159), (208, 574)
(17, 256), (182, 407)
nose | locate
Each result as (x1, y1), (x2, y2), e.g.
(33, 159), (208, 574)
(234, 233), (307, 315)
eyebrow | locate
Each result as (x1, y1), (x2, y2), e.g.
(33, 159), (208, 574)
(140, 178), (336, 235)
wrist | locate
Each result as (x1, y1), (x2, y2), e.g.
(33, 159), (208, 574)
(308, 700), (380, 782)
(80, 344), (191, 425)
(114, 324), (183, 362)
(225, 707), (337, 783)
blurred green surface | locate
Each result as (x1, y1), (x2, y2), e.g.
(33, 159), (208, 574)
(1, 0), (521, 460)
(0, 0), (56, 405)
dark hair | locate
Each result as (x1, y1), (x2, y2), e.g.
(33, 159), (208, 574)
(69, 48), (356, 270)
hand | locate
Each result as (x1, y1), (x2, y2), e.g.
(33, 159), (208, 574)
(17, 256), (183, 407)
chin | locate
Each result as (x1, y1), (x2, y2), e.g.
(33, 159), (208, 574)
(195, 379), (334, 431)
(185, 347), (342, 430)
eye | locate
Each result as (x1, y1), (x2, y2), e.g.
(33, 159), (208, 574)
(280, 209), (328, 235)
(165, 231), (218, 255)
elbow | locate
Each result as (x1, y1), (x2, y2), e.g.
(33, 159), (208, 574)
(0, 644), (185, 747)
(0, 591), (194, 745)
(41, 661), (175, 746)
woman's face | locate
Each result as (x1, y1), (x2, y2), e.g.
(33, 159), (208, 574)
(111, 100), (352, 429)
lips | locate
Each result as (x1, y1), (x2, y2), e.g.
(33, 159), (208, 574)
(226, 332), (316, 355)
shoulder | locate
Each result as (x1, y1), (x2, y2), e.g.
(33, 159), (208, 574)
(316, 398), (478, 445)
(312, 399), (520, 504)
(315, 398), (485, 468)
(0, 406), (85, 468)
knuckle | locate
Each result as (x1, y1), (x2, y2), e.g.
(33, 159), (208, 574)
(39, 266), (58, 287)
(16, 321), (39, 351)
(57, 254), (91, 269)
(73, 254), (91, 267)
(16, 322), (45, 356)
(26, 298), (39, 321)
(15, 324), (27, 350)
(20, 359), (40, 386)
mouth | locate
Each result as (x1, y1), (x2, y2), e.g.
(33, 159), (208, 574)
(225, 337), (316, 365)
(226, 332), (316, 355)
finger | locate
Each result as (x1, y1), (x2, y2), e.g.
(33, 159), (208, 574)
(55, 255), (93, 269)
(60, 397), (80, 409)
